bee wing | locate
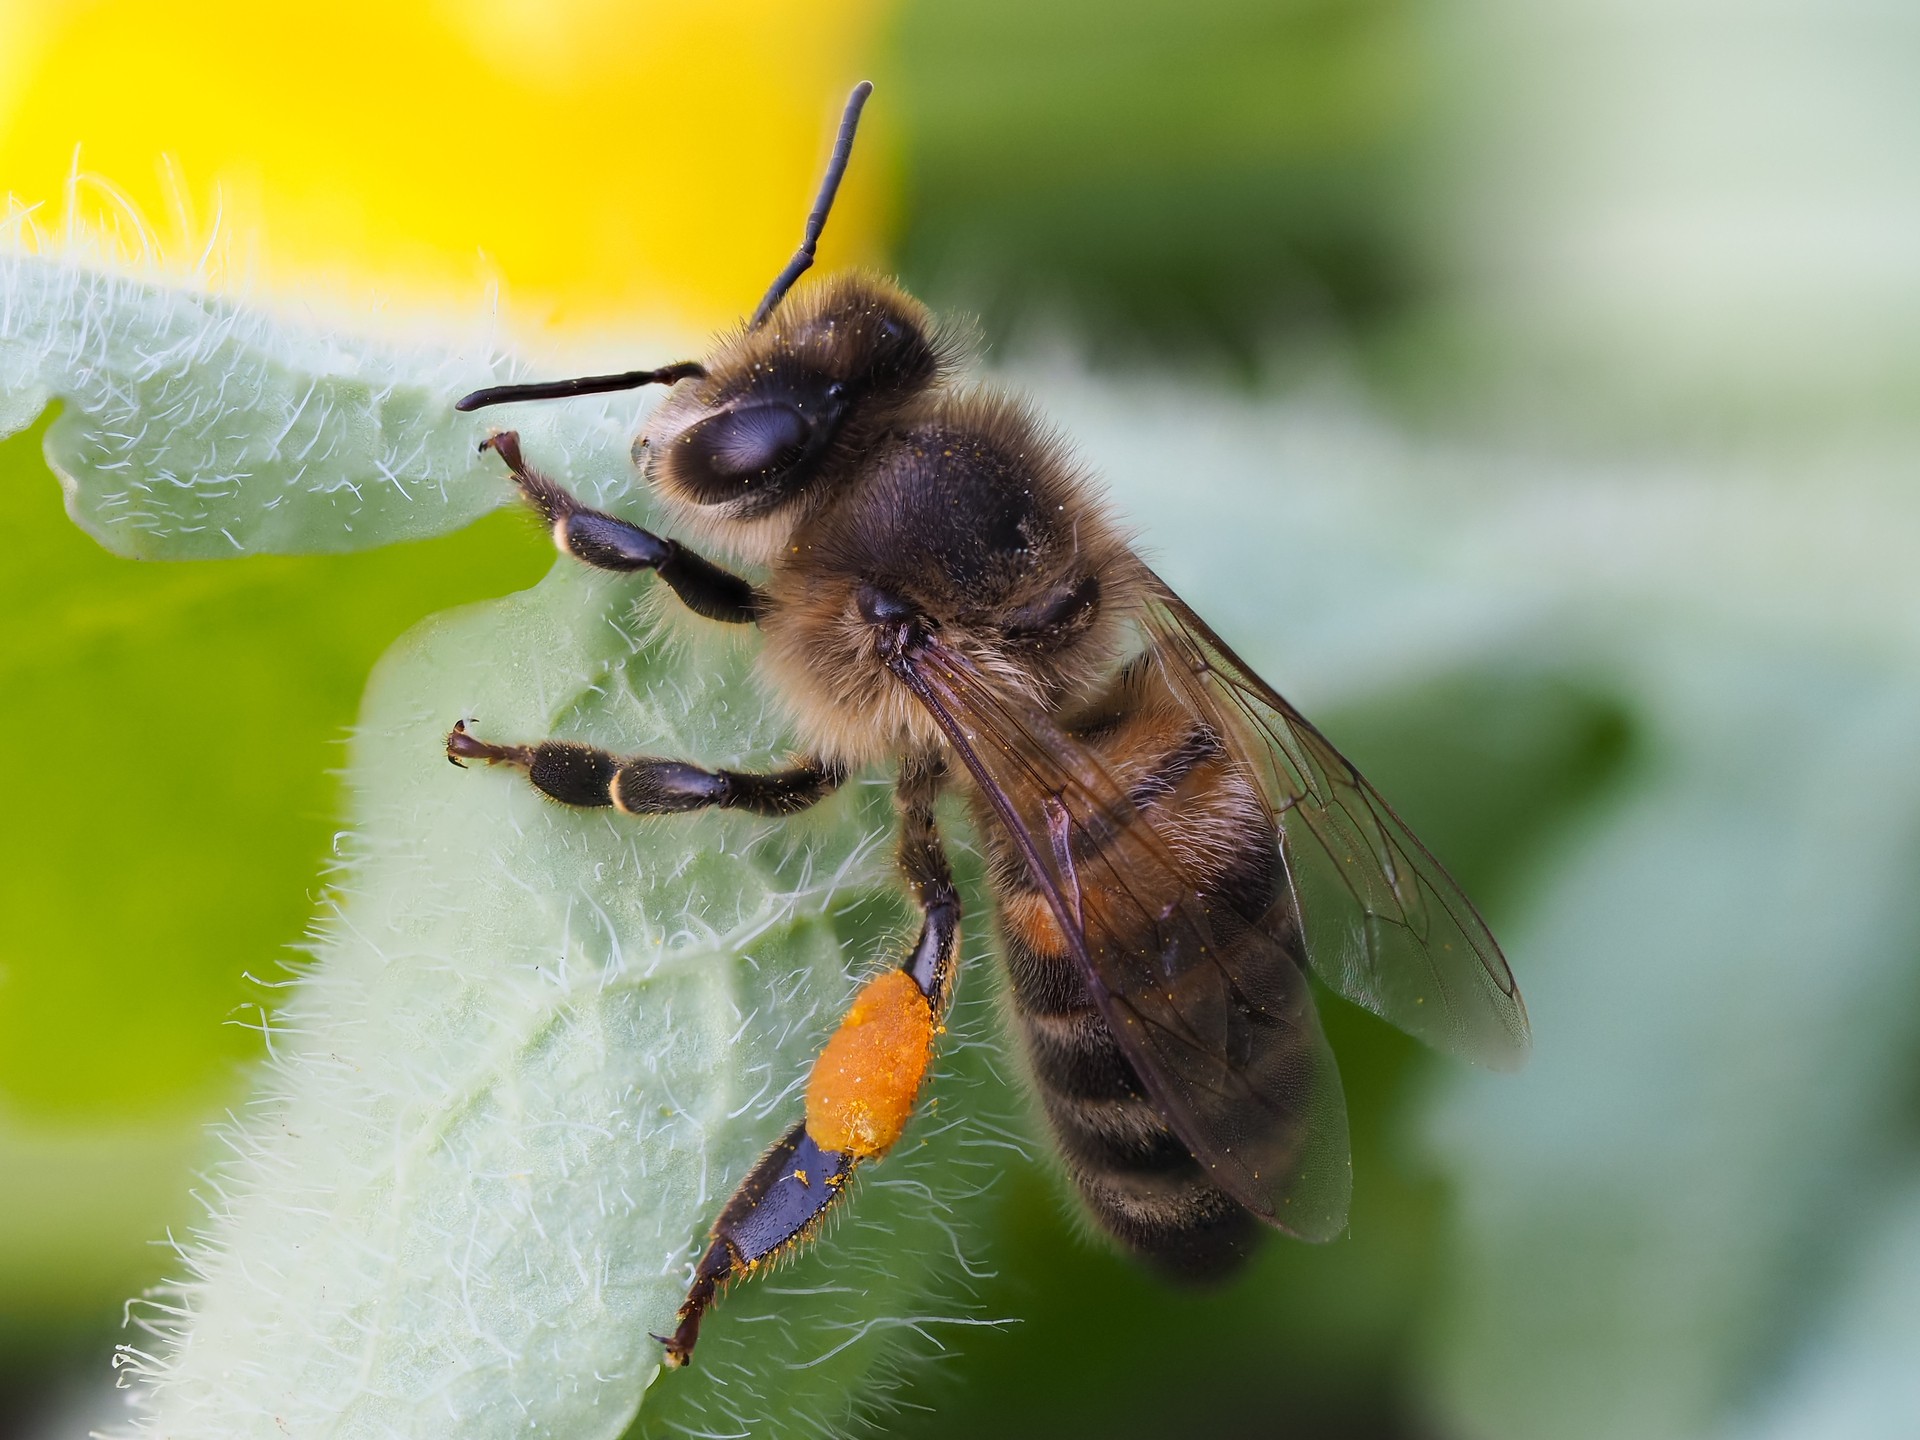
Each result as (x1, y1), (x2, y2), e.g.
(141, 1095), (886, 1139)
(1140, 574), (1532, 1070)
(896, 637), (1353, 1241)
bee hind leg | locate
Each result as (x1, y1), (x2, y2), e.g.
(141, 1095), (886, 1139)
(654, 1121), (857, 1368)
(656, 758), (960, 1368)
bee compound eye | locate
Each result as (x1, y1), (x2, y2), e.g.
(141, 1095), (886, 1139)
(695, 403), (812, 480)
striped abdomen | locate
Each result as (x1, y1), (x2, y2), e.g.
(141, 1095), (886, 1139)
(976, 664), (1290, 1279)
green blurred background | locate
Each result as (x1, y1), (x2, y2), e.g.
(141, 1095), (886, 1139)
(6, 0), (1920, 1436)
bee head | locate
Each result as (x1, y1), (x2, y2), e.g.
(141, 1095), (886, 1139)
(638, 274), (945, 523)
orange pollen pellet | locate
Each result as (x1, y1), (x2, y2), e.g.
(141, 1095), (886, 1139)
(805, 969), (934, 1159)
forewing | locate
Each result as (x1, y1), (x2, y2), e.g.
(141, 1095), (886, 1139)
(894, 639), (1352, 1240)
(1142, 576), (1531, 1070)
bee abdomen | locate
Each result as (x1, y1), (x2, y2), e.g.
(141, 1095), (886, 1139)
(1010, 972), (1260, 1281)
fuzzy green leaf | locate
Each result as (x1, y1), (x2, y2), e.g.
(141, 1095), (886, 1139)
(0, 256), (1012, 1437)
(0, 250), (648, 557)
(123, 563), (1014, 1438)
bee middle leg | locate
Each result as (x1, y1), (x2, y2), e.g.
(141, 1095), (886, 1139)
(656, 757), (960, 1367)
(446, 721), (842, 817)
(479, 430), (762, 624)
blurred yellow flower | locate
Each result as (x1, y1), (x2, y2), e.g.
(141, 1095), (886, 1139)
(0, 0), (892, 335)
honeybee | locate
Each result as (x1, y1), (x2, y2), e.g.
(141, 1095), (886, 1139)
(448, 81), (1530, 1368)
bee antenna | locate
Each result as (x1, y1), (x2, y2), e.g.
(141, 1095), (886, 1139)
(453, 83), (872, 414)
(748, 81), (874, 332)
(453, 361), (708, 413)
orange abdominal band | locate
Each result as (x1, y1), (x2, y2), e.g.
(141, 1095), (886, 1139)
(804, 968), (935, 1158)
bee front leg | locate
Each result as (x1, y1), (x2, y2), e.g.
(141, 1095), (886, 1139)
(445, 722), (841, 816)
(479, 430), (763, 624)
(657, 757), (960, 1368)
